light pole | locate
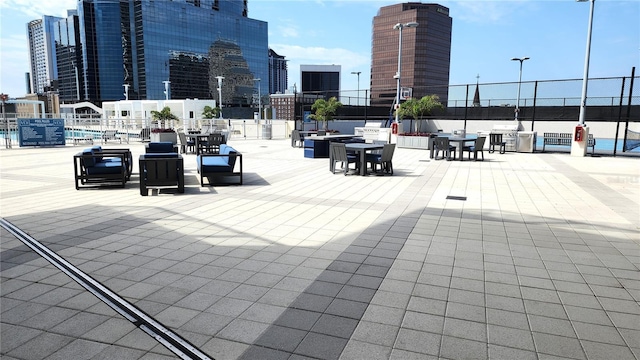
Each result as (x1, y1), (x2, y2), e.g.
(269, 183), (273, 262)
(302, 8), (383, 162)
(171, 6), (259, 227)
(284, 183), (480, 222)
(215, 76), (224, 118)
(253, 78), (261, 120)
(577, 0), (595, 125)
(393, 22), (418, 125)
(351, 71), (361, 105)
(511, 56), (529, 122)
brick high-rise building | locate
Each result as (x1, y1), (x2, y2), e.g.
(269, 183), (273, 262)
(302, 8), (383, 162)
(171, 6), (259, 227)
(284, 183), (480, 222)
(370, 3), (452, 108)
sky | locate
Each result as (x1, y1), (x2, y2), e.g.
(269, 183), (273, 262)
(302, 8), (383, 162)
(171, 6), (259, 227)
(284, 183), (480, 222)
(0, 0), (638, 100)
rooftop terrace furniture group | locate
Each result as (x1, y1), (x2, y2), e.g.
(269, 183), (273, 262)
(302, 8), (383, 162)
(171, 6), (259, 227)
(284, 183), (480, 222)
(74, 140), (242, 193)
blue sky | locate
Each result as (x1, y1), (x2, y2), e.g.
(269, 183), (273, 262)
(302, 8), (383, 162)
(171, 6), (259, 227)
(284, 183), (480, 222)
(1, 0), (638, 99)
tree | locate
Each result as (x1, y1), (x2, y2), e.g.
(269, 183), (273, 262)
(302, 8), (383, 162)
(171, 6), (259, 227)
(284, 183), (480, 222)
(309, 97), (342, 131)
(202, 105), (220, 119)
(396, 95), (444, 133)
(150, 106), (179, 129)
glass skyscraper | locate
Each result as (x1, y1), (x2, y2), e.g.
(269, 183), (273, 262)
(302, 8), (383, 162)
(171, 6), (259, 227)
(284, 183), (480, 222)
(27, 15), (63, 94)
(77, 0), (268, 104)
(54, 11), (83, 103)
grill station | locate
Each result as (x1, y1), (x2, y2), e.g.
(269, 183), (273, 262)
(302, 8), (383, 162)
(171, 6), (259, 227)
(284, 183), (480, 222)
(490, 124), (519, 152)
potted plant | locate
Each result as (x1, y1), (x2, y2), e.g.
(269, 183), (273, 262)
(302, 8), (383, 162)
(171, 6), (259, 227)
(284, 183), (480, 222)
(309, 97), (342, 131)
(396, 95), (444, 149)
(150, 106), (179, 143)
(202, 105), (221, 132)
(202, 105), (221, 119)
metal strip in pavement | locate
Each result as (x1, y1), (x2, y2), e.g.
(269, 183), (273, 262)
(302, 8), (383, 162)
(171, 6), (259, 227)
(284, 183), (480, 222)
(0, 217), (214, 360)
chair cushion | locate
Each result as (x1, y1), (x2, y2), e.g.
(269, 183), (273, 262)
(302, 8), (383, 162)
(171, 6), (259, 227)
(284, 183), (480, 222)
(85, 160), (123, 175)
(143, 153), (179, 158)
(219, 145), (238, 168)
(88, 146), (104, 162)
(366, 154), (382, 162)
(148, 142), (175, 153)
(82, 149), (97, 167)
(197, 155), (233, 173)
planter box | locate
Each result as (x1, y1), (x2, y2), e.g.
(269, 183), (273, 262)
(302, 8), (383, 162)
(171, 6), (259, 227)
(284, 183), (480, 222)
(397, 135), (430, 149)
(150, 132), (177, 144)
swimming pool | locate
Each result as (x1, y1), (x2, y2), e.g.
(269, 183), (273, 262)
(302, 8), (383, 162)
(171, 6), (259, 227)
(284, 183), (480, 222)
(0, 128), (638, 153)
(534, 137), (638, 153)
(0, 129), (139, 143)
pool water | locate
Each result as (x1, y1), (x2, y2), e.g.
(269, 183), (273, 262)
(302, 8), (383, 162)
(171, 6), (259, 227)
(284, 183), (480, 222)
(534, 137), (638, 153)
(1, 129), (638, 152)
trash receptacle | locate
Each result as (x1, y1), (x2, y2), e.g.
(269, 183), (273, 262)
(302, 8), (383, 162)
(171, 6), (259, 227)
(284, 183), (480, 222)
(262, 124), (272, 140)
(517, 131), (537, 153)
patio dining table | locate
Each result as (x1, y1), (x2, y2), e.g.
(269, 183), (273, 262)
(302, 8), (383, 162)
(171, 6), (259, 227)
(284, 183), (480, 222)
(446, 136), (477, 161)
(345, 143), (384, 176)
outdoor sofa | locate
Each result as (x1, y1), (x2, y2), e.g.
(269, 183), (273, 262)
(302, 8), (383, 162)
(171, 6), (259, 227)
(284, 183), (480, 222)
(197, 144), (242, 186)
(74, 146), (132, 189)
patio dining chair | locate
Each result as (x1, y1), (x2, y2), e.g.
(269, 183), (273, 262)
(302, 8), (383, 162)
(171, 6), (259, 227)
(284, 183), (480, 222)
(463, 136), (487, 161)
(433, 137), (456, 160)
(199, 133), (224, 154)
(330, 142), (359, 175)
(489, 133), (506, 154)
(367, 143), (396, 175)
(291, 129), (303, 148)
(178, 132), (195, 154)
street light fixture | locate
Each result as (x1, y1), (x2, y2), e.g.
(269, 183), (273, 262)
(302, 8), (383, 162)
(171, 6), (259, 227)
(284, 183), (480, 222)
(393, 22), (418, 126)
(253, 78), (261, 120)
(511, 56), (530, 123)
(351, 71), (361, 105)
(215, 76), (224, 118)
(577, 0), (595, 125)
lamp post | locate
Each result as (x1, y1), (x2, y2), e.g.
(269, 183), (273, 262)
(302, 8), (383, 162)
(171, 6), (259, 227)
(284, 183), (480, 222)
(253, 78), (261, 120)
(351, 71), (361, 105)
(215, 76), (224, 118)
(393, 22), (418, 125)
(511, 56), (529, 123)
(577, 0), (595, 125)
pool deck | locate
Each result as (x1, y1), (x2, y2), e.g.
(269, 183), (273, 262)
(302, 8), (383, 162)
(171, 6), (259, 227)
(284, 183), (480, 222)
(1, 138), (639, 360)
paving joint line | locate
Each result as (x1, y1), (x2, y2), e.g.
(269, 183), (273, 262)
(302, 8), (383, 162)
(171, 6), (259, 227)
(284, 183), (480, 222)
(0, 217), (215, 360)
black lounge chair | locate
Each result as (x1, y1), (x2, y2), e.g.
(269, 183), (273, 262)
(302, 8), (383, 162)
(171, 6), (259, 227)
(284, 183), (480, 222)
(139, 153), (184, 195)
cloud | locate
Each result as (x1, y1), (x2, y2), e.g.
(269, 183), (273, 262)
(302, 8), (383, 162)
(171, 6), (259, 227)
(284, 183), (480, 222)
(1, 0), (77, 18)
(276, 24), (300, 38)
(270, 44), (370, 90)
(271, 44), (369, 67)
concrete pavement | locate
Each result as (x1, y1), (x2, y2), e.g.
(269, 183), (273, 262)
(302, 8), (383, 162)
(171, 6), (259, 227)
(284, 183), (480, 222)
(1, 138), (639, 360)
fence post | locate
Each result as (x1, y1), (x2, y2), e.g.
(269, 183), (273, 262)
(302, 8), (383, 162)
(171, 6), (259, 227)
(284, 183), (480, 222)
(614, 76), (627, 156)
(531, 81), (538, 131)
(464, 84), (469, 130)
(622, 66), (636, 153)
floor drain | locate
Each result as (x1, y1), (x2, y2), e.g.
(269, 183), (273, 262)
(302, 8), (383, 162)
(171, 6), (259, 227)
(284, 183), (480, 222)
(446, 195), (467, 201)
(419, 159), (431, 162)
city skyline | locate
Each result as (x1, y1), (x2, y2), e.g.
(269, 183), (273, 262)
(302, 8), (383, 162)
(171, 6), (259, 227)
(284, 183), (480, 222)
(1, 0), (638, 101)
